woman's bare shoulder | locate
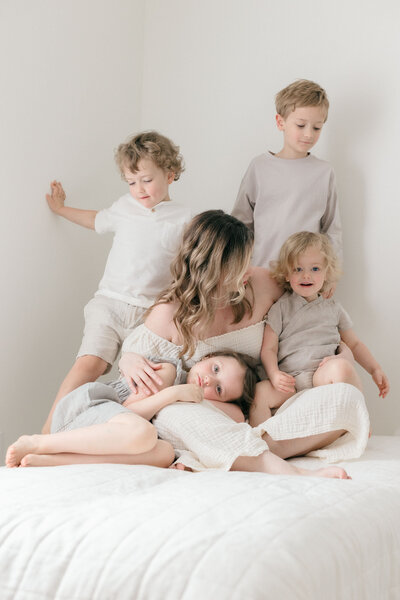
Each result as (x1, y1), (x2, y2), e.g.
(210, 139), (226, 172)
(145, 302), (178, 341)
(248, 267), (283, 302)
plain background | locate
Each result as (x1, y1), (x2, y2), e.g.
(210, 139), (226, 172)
(1, 0), (399, 455)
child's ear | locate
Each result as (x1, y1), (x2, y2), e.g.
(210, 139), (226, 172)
(167, 171), (175, 184)
(276, 114), (285, 131)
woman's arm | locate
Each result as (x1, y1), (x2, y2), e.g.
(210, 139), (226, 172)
(119, 303), (180, 393)
(340, 328), (390, 398)
(248, 267), (283, 318)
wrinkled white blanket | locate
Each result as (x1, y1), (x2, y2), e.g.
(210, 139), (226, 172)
(154, 383), (370, 471)
(0, 436), (399, 600)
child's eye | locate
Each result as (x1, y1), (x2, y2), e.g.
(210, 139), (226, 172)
(294, 267), (302, 272)
(312, 267), (320, 271)
(216, 385), (222, 395)
(313, 127), (321, 131)
(143, 179), (152, 183)
(297, 124), (305, 128)
(213, 364), (219, 374)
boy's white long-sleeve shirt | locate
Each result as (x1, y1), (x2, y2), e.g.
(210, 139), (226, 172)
(232, 152), (342, 268)
(95, 194), (192, 308)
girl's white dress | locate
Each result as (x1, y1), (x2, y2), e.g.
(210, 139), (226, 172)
(122, 323), (370, 471)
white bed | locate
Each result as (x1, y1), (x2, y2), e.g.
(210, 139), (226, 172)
(1, 435), (399, 600)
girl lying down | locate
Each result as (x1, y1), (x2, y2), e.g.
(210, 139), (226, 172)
(6, 351), (350, 479)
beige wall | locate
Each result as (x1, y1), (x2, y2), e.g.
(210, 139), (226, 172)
(1, 1), (399, 457)
(140, 0), (400, 434)
(0, 0), (144, 453)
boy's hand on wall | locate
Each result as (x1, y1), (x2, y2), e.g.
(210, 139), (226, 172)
(46, 180), (66, 214)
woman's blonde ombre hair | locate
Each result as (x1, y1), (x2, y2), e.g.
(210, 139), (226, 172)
(154, 210), (254, 358)
(270, 231), (341, 293)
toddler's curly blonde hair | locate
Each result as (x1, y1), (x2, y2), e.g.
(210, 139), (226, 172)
(270, 231), (341, 294)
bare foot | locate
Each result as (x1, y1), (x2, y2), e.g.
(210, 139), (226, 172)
(310, 466), (351, 479)
(169, 462), (193, 472)
(6, 435), (39, 468)
(20, 454), (55, 467)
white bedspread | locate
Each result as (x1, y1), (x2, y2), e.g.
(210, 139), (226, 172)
(1, 435), (399, 600)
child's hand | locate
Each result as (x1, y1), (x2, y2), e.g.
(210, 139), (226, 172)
(371, 368), (390, 398)
(119, 352), (164, 395)
(46, 180), (66, 214)
(174, 384), (204, 404)
(322, 282), (336, 299)
(270, 370), (296, 393)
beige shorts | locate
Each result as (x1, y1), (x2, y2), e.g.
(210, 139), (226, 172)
(77, 295), (147, 371)
(294, 371), (315, 392)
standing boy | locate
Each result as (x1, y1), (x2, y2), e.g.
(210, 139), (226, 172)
(42, 131), (191, 433)
(232, 79), (342, 285)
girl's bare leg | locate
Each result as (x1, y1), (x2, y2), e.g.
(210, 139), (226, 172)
(231, 450), (350, 479)
(313, 358), (362, 391)
(19, 440), (175, 468)
(262, 429), (346, 459)
(6, 413), (157, 467)
(42, 355), (108, 433)
(249, 380), (293, 427)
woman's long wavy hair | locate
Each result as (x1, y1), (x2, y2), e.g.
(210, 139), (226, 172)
(154, 210), (254, 358)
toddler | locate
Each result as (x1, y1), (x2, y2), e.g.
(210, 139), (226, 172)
(232, 79), (342, 295)
(42, 131), (192, 433)
(260, 231), (389, 418)
(6, 351), (259, 468)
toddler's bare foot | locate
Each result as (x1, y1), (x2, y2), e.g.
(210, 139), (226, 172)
(6, 435), (39, 468)
(169, 462), (193, 472)
(311, 466), (351, 479)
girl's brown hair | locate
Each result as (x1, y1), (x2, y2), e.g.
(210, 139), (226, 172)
(201, 350), (260, 420)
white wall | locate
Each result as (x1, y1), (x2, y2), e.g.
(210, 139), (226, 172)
(140, 0), (400, 433)
(1, 0), (399, 455)
(0, 0), (144, 453)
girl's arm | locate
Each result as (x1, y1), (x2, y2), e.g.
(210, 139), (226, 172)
(261, 325), (295, 393)
(46, 181), (97, 230)
(340, 328), (390, 398)
(124, 383), (203, 420)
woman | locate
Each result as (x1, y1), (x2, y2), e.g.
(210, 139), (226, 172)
(119, 211), (369, 475)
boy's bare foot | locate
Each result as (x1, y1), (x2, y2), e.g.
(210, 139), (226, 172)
(5, 435), (39, 468)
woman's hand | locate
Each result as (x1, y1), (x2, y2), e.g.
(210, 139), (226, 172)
(119, 352), (164, 395)
(270, 370), (296, 393)
(322, 282), (336, 299)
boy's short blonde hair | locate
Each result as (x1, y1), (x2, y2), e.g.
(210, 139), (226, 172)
(275, 79), (329, 121)
(115, 130), (184, 181)
(270, 231), (340, 293)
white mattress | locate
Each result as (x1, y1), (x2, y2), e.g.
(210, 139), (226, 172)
(1, 435), (399, 600)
